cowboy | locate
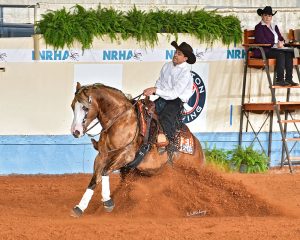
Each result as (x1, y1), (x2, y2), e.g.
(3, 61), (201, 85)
(143, 41), (196, 145)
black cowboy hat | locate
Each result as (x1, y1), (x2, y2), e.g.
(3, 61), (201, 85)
(171, 41), (196, 64)
(257, 6), (277, 16)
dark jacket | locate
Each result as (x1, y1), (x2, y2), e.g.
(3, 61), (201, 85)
(253, 22), (285, 58)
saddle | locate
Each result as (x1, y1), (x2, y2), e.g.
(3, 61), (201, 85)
(136, 98), (194, 155)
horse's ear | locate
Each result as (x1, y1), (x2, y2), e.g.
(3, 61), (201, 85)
(76, 82), (81, 91)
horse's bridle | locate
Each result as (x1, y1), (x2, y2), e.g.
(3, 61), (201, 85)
(79, 96), (98, 135)
(79, 94), (141, 153)
(80, 93), (142, 137)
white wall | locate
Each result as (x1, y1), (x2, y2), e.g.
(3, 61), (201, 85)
(1, 1), (300, 34)
(1, 2), (300, 135)
(1, 34), (300, 135)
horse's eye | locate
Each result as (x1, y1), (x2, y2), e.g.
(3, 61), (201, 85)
(82, 106), (89, 112)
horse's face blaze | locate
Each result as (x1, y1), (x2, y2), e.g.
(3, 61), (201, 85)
(71, 101), (87, 138)
(71, 99), (76, 110)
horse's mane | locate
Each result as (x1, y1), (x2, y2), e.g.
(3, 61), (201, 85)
(74, 83), (131, 107)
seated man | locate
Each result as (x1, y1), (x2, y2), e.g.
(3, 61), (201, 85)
(143, 41), (196, 146)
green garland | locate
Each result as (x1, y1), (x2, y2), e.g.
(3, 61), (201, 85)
(36, 4), (242, 50)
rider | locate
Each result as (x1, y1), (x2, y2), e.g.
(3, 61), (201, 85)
(143, 41), (196, 146)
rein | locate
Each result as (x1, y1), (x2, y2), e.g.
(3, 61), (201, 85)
(85, 106), (140, 154)
(84, 93), (143, 137)
(107, 116), (139, 153)
(73, 84), (145, 161)
(81, 92), (143, 153)
(103, 94), (143, 153)
(85, 121), (100, 137)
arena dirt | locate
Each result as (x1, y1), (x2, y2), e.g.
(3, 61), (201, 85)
(0, 163), (299, 240)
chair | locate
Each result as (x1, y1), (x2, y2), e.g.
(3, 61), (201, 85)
(243, 30), (275, 68)
(288, 29), (300, 43)
(243, 30), (299, 78)
(239, 29), (300, 172)
(288, 29), (300, 61)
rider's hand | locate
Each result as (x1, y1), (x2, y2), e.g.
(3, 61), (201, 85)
(143, 87), (156, 96)
(277, 41), (284, 48)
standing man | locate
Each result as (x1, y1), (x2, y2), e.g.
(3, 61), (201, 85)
(143, 41), (196, 145)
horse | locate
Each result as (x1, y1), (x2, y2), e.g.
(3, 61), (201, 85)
(70, 82), (205, 217)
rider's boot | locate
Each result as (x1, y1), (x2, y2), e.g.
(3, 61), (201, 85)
(156, 133), (169, 154)
(156, 133), (169, 147)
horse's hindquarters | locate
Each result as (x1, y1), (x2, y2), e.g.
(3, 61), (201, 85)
(136, 136), (205, 175)
(172, 135), (205, 169)
(193, 136), (206, 166)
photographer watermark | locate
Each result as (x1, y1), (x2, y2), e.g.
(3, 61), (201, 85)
(186, 209), (207, 217)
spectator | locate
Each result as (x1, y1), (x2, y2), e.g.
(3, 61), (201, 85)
(254, 6), (299, 86)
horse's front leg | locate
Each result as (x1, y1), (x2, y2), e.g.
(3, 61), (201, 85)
(71, 154), (113, 217)
(101, 175), (115, 212)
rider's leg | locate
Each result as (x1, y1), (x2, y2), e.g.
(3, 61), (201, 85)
(159, 98), (183, 141)
(154, 97), (167, 114)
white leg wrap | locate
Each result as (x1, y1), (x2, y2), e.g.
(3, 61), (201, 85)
(101, 175), (111, 202)
(77, 188), (94, 212)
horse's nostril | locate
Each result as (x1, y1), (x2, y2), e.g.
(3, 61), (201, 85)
(75, 130), (80, 135)
(73, 130), (80, 138)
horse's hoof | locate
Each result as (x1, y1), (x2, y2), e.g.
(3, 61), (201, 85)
(103, 199), (115, 212)
(70, 206), (83, 218)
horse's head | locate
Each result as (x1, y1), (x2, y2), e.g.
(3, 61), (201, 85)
(71, 82), (99, 138)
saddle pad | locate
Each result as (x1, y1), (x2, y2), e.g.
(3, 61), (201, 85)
(177, 125), (194, 155)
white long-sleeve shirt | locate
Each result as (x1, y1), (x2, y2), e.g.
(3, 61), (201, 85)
(155, 61), (193, 103)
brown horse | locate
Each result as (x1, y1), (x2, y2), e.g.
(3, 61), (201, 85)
(70, 82), (205, 217)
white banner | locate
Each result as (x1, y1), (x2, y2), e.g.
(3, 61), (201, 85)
(0, 47), (245, 62)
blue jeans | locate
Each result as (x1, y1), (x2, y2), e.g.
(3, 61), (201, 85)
(266, 49), (294, 82)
